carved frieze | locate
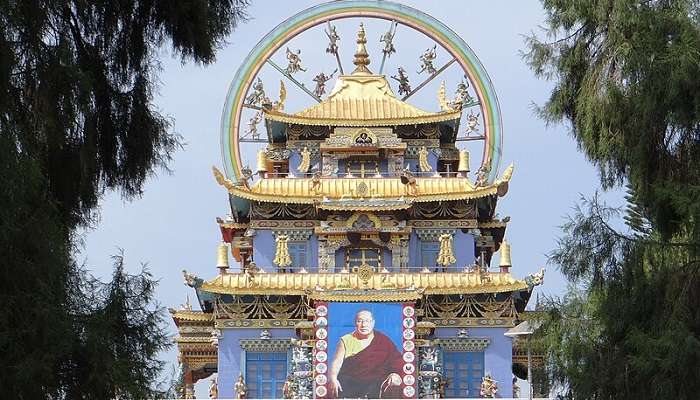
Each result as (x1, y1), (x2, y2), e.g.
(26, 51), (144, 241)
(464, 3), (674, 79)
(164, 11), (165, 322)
(239, 338), (292, 352)
(265, 148), (291, 161)
(411, 219), (477, 229)
(271, 229), (314, 241)
(287, 124), (330, 140)
(438, 146), (459, 161)
(435, 337), (490, 351)
(415, 228), (455, 242)
(250, 219), (316, 229)
(408, 200), (477, 219)
(249, 202), (316, 219)
(395, 124), (440, 139)
(321, 127), (406, 150)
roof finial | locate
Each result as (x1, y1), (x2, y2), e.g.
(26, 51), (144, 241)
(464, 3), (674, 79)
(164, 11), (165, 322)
(353, 23), (372, 74)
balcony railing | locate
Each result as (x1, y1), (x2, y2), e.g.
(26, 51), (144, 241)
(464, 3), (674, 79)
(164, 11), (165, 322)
(259, 171), (463, 179)
(244, 265), (479, 274)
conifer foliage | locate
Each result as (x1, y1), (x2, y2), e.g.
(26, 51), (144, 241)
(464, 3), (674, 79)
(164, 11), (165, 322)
(0, 1), (248, 398)
(526, 1), (700, 398)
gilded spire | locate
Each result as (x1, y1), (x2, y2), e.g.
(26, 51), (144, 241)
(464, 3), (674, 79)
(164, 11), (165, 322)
(352, 23), (372, 74)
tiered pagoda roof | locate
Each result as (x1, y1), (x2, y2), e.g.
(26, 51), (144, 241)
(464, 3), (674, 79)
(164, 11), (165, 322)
(201, 270), (529, 296)
(264, 74), (460, 126)
(213, 165), (513, 208)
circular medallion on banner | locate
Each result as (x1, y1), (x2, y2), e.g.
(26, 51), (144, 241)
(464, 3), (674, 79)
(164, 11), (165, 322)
(316, 386), (327, 397)
(403, 386), (416, 397)
(316, 305), (328, 317)
(316, 316), (328, 327)
(316, 339), (327, 350)
(316, 351), (328, 363)
(403, 318), (415, 329)
(316, 328), (327, 339)
(403, 306), (415, 317)
(315, 362), (327, 374)
(403, 329), (415, 340)
(403, 363), (416, 375)
(315, 374), (328, 386)
(403, 374), (415, 386)
(403, 340), (415, 352)
(403, 351), (415, 363)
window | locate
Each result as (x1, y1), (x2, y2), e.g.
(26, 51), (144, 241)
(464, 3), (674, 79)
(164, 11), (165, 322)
(346, 160), (379, 177)
(345, 248), (381, 270)
(245, 351), (287, 399)
(421, 241), (440, 268)
(442, 351), (484, 398)
(288, 242), (307, 269)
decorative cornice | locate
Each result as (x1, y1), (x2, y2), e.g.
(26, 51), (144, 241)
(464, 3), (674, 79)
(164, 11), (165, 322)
(410, 220), (477, 229)
(478, 220), (509, 229)
(249, 219), (316, 229)
(216, 319), (301, 329)
(415, 228), (456, 241)
(435, 337), (490, 351)
(307, 289), (423, 302)
(272, 229), (314, 241)
(201, 271), (529, 296)
(239, 338), (293, 352)
(424, 317), (518, 328)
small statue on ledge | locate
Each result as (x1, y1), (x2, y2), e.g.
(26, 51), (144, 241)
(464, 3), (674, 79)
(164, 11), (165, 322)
(208, 376), (218, 399)
(234, 374), (247, 399)
(480, 375), (498, 398)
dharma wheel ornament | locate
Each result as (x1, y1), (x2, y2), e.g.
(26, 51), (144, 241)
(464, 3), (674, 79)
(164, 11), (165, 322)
(220, 0), (505, 202)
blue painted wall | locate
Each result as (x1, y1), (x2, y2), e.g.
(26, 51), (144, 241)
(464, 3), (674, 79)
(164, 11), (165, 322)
(289, 151), (300, 174)
(382, 248), (392, 270)
(217, 328), (295, 398)
(252, 230), (275, 269)
(428, 150), (439, 172)
(408, 232), (475, 270)
(252, 230), (318, 271)
(454, 231), (475, 267)
(334, 250), (344, 272)
(408, 231), (420, 269)
(308, 234), (319, 271)
(436, 327), (514, 398)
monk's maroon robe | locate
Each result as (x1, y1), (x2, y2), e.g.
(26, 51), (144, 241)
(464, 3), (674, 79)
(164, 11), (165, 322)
(337, 331), (403, 398)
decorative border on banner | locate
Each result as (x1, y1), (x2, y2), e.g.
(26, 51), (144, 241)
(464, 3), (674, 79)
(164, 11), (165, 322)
(401, 303), (417, 398)
(313, 302), (329, 398)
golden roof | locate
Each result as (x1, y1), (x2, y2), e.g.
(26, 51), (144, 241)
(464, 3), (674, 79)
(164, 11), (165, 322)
(169, 309), (214, 323)
(201, 271), (528, 296)
(213, 164), (513, 205)
(264, 74), (461, 126)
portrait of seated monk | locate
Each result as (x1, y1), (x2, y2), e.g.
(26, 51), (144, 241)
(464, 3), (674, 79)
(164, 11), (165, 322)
(328, 310), (403, 398)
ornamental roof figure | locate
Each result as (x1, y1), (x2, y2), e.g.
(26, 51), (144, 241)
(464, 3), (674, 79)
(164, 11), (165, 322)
(263, 24), (461, 127)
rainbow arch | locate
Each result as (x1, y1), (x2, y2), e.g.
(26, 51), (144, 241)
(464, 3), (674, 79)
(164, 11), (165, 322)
(220, 0), (503, 183)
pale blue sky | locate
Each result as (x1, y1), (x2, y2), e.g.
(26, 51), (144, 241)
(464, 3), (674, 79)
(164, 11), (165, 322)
(79, 0), (622, 394)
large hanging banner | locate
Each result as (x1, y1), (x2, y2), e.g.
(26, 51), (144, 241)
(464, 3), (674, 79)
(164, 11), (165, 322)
(313, 302), (416, 399)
